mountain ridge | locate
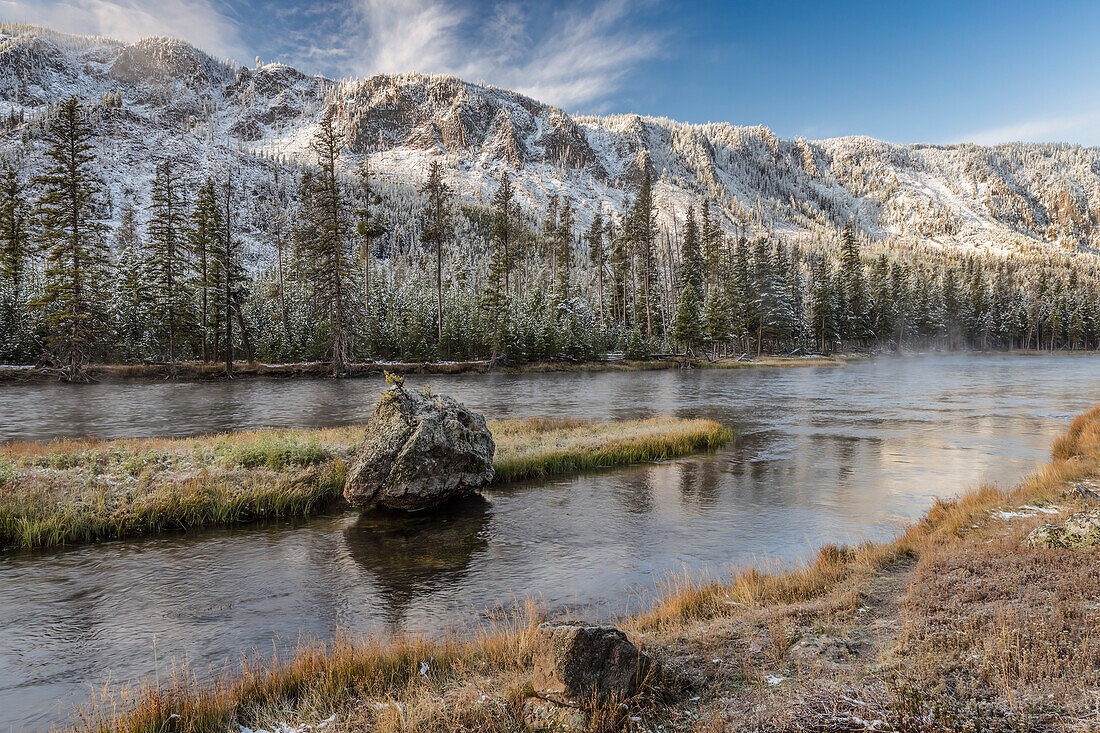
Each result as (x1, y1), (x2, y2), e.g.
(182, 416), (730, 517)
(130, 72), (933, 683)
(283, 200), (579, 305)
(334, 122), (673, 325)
(2, 22), (1100, 259)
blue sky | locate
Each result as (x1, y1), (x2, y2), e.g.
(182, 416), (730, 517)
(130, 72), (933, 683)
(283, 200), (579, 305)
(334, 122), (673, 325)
(6, 0), (1100, 144)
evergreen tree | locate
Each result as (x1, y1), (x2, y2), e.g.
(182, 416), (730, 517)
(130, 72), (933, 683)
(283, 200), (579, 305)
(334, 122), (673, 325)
(32, 97), (109, 380)
(628, 170), (659, 338)
(554, 196), (574, 298)
(419, 159), (452, 351)
(680, 207), (703, 297)
(839, 221), (870, 343)
(111, 204), (154, 360)
(586, 207), (606, 324)
(810, 259), (839, 352)
(147, 159), (193, 375)
(671, 277), (703, 354)
(0, 162), (31, 360)
(190, 177), (222, 362)
(355, 158), (386, 324)
(700, 200), (722, 295)
(296, 111), (355, 376)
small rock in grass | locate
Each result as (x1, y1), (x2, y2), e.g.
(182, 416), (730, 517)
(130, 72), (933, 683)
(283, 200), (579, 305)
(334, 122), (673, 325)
(1025, 509), (1100, 549)
(520, 698), (585, 732)
(532, 624), (658, 708)
(786, 634), (852, 665)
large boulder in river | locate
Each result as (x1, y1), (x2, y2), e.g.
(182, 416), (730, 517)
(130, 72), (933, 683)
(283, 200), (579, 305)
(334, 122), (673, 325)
(532, 624), (657, 708)
(1025, 510), (1100, 549)
(343, 381), (495, 511)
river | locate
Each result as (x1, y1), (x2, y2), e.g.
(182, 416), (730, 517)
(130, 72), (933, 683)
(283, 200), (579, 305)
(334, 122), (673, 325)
(2, 353), (1099, 730)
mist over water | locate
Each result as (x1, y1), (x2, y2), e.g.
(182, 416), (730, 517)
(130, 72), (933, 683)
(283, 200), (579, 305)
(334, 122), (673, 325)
(3, 353), (1100, 729)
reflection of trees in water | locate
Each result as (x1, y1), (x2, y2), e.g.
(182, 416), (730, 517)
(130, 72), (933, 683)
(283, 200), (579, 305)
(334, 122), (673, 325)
(677, 459), (722, 510)
(343, 496), (491, 629)
(611, 467), (655, 515)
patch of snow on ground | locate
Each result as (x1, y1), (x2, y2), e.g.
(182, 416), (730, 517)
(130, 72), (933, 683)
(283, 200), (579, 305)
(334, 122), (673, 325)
(239, 714), (335, 733)
(992, 505), (1062, 520)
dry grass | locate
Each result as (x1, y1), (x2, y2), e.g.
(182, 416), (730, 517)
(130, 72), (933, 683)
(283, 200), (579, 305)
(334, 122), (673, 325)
(0, 417), (732, 550)
(72, 603), (543, 733)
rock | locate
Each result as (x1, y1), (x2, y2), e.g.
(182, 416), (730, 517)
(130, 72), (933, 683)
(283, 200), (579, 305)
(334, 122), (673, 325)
(532, 624), (656, 708)
(787, 634), (852, 666)
(343, 381), (495, 511)
(1069, 483), (1100, 506)
(520, 698), (585, 732)
(1025, 509), (1100, 549)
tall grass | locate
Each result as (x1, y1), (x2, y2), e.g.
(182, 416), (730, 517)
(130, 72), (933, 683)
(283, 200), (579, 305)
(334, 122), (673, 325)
(489, 417), (733, 483)
(0, 418), (733, 550)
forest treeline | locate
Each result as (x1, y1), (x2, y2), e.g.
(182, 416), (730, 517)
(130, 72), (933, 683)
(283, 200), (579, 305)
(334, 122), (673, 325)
(2, 97), (1099, 381)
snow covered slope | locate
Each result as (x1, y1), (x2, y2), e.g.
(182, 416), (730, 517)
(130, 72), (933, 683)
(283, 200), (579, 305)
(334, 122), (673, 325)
(3, 23), (1099, 257)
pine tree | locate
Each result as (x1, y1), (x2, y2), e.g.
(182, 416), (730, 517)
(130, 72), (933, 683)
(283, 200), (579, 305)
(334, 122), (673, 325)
(419, 159), (452, 351)
(628, 170), (659, 338)
(218, 170), (253, 374)
(680, 207), (703, 297)
(489, 169), (517, 295)
(32, 98), (109, 381)
(839, 221), (869, 343)
(586, 207), (607, 325)
(147, 159), (193, 375)
(483, 170), (518, 358)
(554, 196), (574, 298)
(355, 158), (386, 324)
(671, 277), (703, 354)
(111, 204), (154, 360)
(810, 259), (839, 353)
(702, 286), (728, 357)
(296, 110), (355, 376)
(700, 200), (722, 295)
(0, 162), (30, 360)
(190, 177), (222, 361)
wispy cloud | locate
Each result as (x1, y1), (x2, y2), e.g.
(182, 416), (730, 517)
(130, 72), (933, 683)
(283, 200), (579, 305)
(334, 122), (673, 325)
(303, 0), (661, 110)
(0, 0), (249, 62)
(959, 110), (1100, 146)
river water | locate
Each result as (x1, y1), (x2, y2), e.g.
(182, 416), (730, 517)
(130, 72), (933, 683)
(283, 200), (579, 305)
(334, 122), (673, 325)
(2, 353), (1100, 730)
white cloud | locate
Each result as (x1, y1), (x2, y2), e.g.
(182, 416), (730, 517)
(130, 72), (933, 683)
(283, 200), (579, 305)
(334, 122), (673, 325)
(331, 0), (660, 109)
(959, 110), (1100, 146)
(0, 0), (249, 62)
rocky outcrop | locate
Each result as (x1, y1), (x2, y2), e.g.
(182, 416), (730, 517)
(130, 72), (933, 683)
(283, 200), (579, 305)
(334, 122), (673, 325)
(343, 380), (495, 511)
(1069, 483), (1100, 506)
(1025, 510), (1100, 549)
(532, 624), (657, 708)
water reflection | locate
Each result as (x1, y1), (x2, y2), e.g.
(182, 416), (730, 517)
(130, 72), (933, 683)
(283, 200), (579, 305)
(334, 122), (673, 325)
(343, 498), (491, 629)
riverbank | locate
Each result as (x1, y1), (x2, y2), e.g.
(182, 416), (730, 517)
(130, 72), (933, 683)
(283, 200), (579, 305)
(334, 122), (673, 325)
(0, 417), (733, 551)
(0, 354), (855, 383)
(61, 406), (1100, 732)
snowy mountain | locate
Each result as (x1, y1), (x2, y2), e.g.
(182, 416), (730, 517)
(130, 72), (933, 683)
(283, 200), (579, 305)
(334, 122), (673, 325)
(3, 22), (1100, 259)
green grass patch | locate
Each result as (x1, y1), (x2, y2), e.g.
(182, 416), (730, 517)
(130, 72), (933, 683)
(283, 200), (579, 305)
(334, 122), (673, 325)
(0, 417), (732, 551)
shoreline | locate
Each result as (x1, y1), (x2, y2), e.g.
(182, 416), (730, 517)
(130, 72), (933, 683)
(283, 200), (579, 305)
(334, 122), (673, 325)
(2, 349), (1094, 385)
(0, 417), (733, 551)
(59, 405), (1100, 733)
(0, 354), (862, 383)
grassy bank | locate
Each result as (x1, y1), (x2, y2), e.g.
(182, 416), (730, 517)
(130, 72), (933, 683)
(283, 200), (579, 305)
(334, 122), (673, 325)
(0, 417), (733, 551)
(0, 354), (854, 383)
(58, 407), (1100, 733)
